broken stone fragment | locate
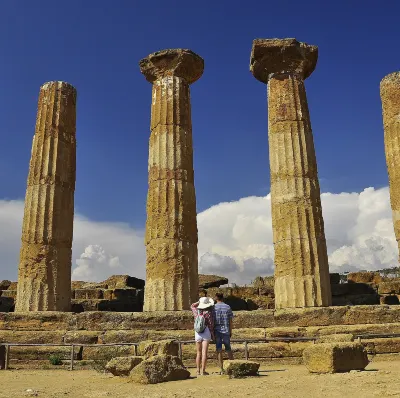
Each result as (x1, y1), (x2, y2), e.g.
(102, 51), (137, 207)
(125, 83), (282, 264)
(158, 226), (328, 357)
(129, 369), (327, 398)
(105, 356), (143, 376)
(129, 355), (190, 384)
(223, 360), (260, 378)
(139, 339), (179, 359)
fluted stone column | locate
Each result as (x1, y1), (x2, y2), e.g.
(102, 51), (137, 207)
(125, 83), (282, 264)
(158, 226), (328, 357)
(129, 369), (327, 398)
(139, 49), (203, 311)
(16, 81), (77, 312)
(381, 72), (400, 260)
(250, 38), (331, 308)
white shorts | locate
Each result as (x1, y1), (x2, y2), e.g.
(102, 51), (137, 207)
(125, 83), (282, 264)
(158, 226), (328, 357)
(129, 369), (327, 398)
(195, 326), (212, 342)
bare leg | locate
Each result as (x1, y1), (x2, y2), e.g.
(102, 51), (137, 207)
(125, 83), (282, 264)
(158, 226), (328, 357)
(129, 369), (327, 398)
(227, 351), (233, 360)
(201, 340), (210, 374)
(196, 342), (202, 375)
(217, 351), (223, 372)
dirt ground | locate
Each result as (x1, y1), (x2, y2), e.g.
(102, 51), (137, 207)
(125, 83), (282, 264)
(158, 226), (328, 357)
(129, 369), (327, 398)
(1, 359), (400, 398)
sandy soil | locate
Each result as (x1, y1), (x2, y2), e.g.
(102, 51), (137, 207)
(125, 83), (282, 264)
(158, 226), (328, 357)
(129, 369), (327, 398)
(1, 360), (400, 398)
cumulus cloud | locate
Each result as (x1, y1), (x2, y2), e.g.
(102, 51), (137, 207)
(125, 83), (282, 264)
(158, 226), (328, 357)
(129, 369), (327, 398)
(0, 200), (145, 282)
(198, 187), (397, 284)
(0, 186), (397, 285)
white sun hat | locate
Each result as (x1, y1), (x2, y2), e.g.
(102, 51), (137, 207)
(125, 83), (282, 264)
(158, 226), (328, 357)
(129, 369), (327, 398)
(197, 296), (215, 309)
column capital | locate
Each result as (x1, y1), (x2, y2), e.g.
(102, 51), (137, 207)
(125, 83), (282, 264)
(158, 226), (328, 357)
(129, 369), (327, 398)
(139, 48), (204, 85)
(250, 38), (318, 84)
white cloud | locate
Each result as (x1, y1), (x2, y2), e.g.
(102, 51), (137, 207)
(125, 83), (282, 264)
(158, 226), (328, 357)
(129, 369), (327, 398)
(0, 186), (397, 285)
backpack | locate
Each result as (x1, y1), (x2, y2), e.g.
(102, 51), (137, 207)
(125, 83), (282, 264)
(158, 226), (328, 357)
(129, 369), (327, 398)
(194, 309), (206, 333)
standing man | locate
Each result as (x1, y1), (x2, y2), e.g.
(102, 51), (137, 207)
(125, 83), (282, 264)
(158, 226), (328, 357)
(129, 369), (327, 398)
(213, 292), (234, 373)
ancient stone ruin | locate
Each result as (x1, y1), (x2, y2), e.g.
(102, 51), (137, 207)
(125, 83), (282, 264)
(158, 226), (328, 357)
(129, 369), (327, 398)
(381, 72), (400, 261)
(15, 81), (77, 312)
(250, 38), (331, 309)
(139, 49), (203, 311)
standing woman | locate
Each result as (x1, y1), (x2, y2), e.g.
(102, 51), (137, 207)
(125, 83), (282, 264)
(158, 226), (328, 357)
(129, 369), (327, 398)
(191, 296), (215, 376)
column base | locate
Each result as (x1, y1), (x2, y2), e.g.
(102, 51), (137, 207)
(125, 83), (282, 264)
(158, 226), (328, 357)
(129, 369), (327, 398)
(275, 275), (331, 309)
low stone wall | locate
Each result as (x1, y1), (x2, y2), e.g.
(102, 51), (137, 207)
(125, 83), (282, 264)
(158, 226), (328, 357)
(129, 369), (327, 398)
(2, 306), (400, 362)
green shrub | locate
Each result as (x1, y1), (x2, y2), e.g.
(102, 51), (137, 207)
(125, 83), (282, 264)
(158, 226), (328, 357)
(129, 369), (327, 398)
(49, 354), (63, 366)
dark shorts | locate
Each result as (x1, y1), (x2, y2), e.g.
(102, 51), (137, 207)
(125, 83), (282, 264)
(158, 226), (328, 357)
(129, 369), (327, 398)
(215, 331), (231, 352)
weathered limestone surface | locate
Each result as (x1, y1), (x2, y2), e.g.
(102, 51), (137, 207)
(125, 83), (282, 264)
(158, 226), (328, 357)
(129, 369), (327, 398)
(130, 355), (190, 384)
(303, 342), (369, 373)
(16, 81), (77, 312)
(250, 38), (331, 308)
(105, 356), (143, 376)
(381, 72), (400, 260)
(139, 49), (204, 311)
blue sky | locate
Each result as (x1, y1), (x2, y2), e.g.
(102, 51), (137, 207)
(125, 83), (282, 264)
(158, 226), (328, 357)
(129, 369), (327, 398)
(0, 1), (399, 282)
(1, 0), (398, 226)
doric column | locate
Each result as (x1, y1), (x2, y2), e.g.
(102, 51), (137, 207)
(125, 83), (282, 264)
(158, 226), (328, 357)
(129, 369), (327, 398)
(381, 72), (400, 260)
(139, 49), (203, 311)
(250, 38), (331, 308)
(16, 81), (77, 312)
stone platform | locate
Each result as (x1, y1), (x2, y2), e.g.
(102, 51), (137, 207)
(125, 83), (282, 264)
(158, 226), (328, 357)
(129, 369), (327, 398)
(2, 306), (400, 363)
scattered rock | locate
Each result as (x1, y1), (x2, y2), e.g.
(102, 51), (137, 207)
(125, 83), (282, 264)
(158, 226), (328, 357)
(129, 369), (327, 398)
(130, 355), (190, 384)
(199, 274), (228, 289)
(223, 360), (260, 378)
(105, 356), (143, 376)
(139, 339), (179, 359)
(303, 342), (369, 373)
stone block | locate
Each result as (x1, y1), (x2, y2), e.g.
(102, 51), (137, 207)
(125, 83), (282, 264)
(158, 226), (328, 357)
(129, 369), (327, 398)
(224, 296), (248, 311)
(112, 289), (137, 300)
(104, 275), (145, 290)
(347, 272), (382, 284)
(64, 331), (100, 344)
(0, 312), (75, 331)
(223, 360), (260, 377)
(379, 281), (400, 295)
(199, 274), (228, 289)
(274, 307), (348, 327)
(74, 289), (103, 300)
(81, 282), (108, 289)
(371, 337), (400, 354)
(303, 342), (369, 373)
(0, 331), (64, 344)
(317, 334), (354, 343)
(71, 281), (86, 289)
(105, 356), (143, 376)
(130, 355), (190, 384)
(8, 282), (17, 291)
(9, 346), (81, 360)
(139, 339), (179, 359)
(343, 305), (400, 325)
(76, 311), (194, 331)
(82, 345), (136, 360)
(100, 330), (194, 344)
(233, 311), (275, 328)
(331, 296), (352, 306)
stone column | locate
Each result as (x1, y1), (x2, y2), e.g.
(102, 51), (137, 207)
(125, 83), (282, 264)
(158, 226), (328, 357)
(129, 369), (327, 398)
(250, 38), (331, 308)
(139, 49), (203, 311)
(381, 72), (400, 260)
(15, 81), (77, 312)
